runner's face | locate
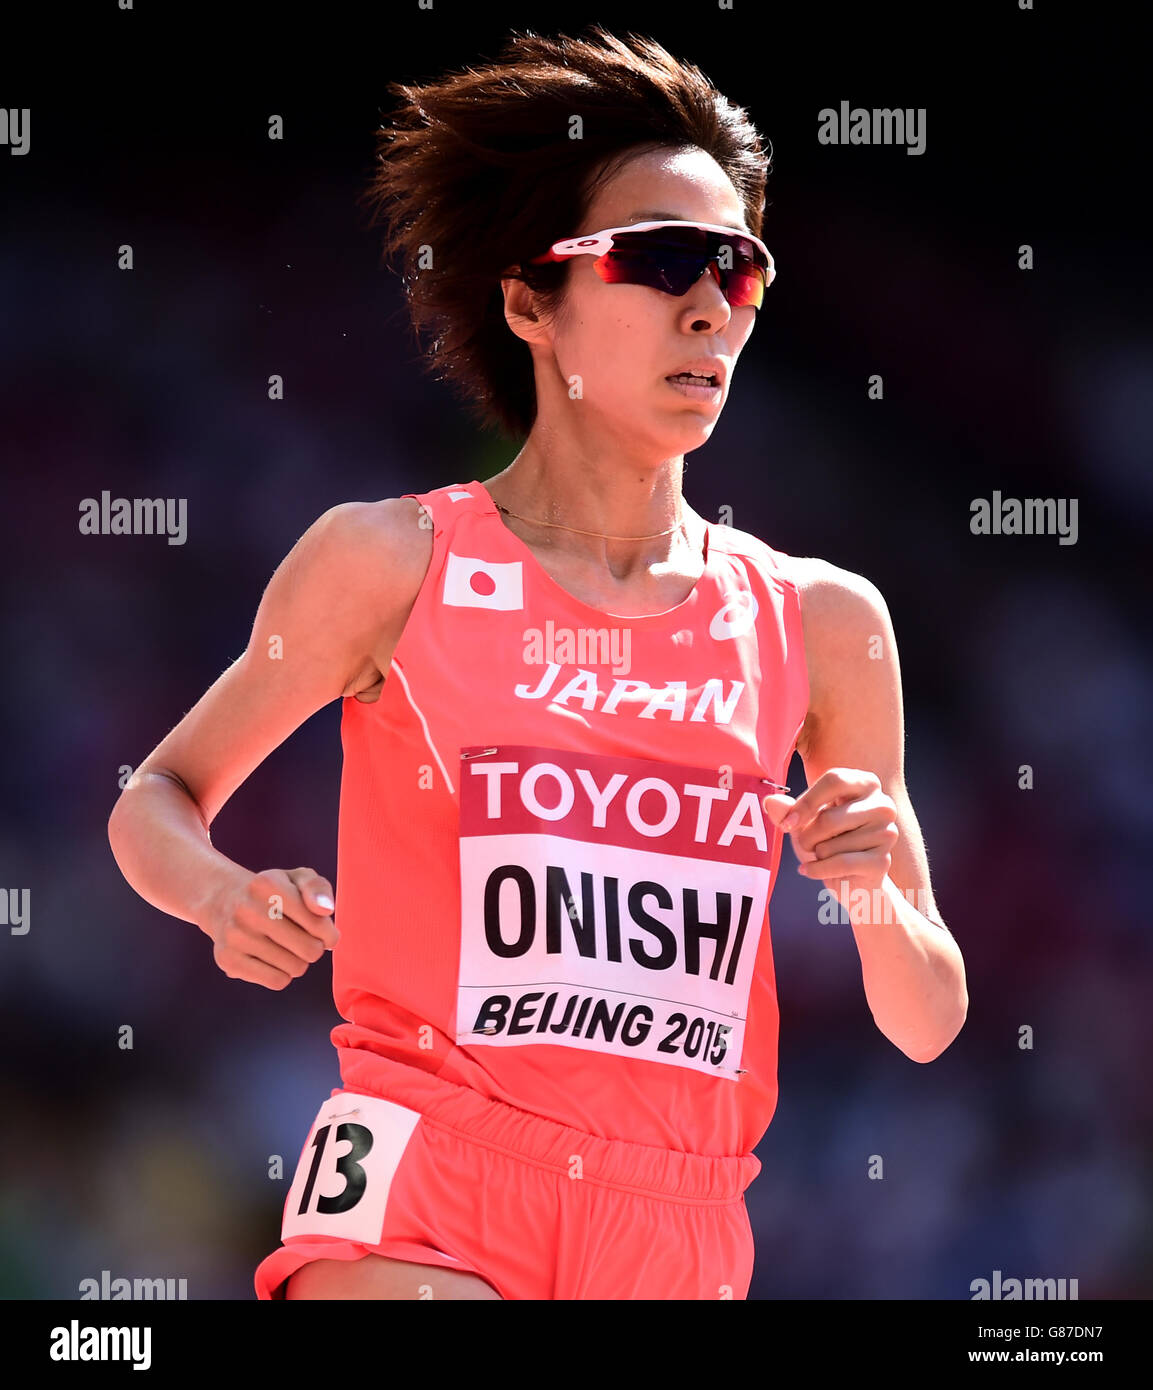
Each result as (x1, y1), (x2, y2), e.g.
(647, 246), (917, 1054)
(545, 146), (759, 459)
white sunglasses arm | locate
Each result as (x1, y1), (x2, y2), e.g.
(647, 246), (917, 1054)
(546, 220), (771, 262)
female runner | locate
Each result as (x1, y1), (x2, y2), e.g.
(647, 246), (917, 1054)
(108, 26), (967, 1300)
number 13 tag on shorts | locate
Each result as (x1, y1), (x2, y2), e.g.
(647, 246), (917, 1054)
(281, 1091), (422, 1244)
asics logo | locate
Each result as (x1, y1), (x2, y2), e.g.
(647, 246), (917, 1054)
(709, 590), (758, 640)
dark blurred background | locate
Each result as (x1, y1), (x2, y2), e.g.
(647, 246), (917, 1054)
(1, 4), (1149, 1299)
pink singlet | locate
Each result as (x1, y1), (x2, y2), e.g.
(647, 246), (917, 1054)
(254, 478), (808, 1299)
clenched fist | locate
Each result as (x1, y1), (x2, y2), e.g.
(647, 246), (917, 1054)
(201, 866), (340, 990)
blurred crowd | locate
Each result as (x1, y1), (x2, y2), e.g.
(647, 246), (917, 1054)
(1, 87), (1149, 1300)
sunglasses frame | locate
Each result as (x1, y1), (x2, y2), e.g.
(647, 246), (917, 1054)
(528, 219), (777, 303)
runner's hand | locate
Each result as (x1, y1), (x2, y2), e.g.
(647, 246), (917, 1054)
(202, 866), (339, 990)
(763, 769), (899, 894)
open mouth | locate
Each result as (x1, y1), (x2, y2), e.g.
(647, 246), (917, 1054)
(666, 371), (718, 387)
(665, 371), (722, 400)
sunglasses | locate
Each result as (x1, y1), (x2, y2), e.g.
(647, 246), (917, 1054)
(527, 220), (776, 310)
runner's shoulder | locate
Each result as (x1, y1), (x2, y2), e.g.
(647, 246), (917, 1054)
(300, 497), (433, 608)
(774, 553), (892, 637)
(707, 525), (890, 632)
(710, 524), (847, 601)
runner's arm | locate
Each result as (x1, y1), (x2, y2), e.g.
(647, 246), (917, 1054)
(107, 497), (430, 926)
(795, 559), (967, 1061)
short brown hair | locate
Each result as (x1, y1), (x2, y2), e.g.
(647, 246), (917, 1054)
(361, 24), (771, 439)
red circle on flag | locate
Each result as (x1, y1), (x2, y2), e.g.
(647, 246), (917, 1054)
(469, 570), (496, 595)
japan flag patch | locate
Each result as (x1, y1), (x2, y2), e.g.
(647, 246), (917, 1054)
(443, 552), (524, 610)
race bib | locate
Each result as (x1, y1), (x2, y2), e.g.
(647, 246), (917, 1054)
(457, 744), (776, 1080)
(281, 1091), (422, 1244)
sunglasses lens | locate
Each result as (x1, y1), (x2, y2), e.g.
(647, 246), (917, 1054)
(593, 228), (767, 307)
(596, 247), (700, 296)
(724, 264), (766, 309)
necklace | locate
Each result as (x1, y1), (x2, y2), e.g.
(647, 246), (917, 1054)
(493, 501), (686, 541)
